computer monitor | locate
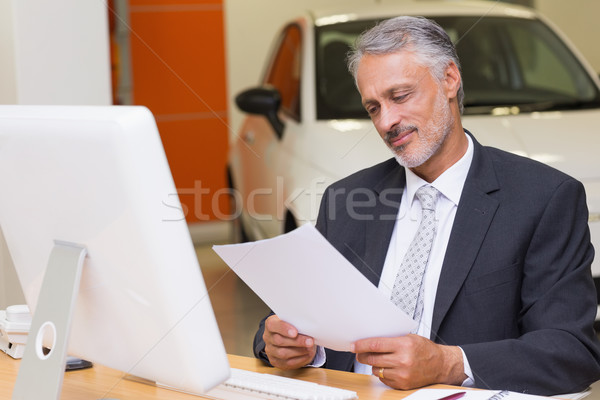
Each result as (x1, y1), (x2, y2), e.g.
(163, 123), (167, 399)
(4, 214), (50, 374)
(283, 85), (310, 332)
(0, 105), (230, 398)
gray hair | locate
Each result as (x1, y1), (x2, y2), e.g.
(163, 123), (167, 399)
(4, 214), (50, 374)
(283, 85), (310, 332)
(347, 16), (464, 113)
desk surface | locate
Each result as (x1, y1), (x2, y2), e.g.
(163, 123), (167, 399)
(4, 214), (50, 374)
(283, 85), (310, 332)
(0, 352), (456, 399)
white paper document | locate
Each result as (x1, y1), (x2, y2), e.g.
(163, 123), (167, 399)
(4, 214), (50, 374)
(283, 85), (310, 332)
(403, 389), (555, 400)
(212, 224), (417, 351)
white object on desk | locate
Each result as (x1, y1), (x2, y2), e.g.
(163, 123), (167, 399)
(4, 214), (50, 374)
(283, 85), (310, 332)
(403, 388), (585, 400)
(0, 106), (230, 399)
(0, 305), (31, 359)
(205, 368), (358, 400)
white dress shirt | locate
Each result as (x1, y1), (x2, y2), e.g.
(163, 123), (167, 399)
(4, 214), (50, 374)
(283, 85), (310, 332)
(352, 133), (474, 385)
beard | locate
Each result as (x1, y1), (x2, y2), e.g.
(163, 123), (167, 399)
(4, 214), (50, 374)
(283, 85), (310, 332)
(385, 88), (454, 169)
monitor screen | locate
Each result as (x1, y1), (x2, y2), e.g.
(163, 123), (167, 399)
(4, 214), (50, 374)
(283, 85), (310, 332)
(0, 105), (230, 395)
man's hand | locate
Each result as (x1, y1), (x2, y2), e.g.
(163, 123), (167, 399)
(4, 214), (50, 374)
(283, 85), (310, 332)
(351, 334), (467, 390)
(263, 315), (317, 370)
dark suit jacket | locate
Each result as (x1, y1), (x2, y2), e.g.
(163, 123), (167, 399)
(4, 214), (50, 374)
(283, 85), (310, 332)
(254, 134), (600, 395)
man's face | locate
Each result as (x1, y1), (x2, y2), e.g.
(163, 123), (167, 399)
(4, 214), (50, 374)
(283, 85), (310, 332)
(356, 51), (455, 169)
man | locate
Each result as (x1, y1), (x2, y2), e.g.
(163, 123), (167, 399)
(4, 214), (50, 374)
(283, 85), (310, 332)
(253, 16), (600, 395)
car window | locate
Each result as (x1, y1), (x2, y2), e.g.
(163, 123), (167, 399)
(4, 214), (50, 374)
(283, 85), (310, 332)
(450, 16), (600, 112)
(264, 24), (302, 121)
(505, 20), (597, 100)
(314, 16), (600, 119)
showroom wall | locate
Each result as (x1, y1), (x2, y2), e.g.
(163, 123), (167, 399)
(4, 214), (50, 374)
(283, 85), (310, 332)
(0, 0), (111, 105)
(125, 1), (230, 230)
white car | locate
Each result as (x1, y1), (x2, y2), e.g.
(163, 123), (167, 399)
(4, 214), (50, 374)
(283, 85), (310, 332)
(227, 1), (600, 303)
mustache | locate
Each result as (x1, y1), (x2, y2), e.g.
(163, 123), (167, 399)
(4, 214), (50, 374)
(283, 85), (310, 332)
(385, 125), (418, 144)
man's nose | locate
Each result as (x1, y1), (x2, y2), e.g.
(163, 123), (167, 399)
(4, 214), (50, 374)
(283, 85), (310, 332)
(377, 104), (400, 134)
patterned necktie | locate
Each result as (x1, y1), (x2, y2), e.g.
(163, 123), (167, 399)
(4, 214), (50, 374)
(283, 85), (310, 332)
(390, 185), (440, 325)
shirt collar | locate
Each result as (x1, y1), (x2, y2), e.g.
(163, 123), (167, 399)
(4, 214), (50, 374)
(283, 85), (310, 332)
(398, 131), (474, 218)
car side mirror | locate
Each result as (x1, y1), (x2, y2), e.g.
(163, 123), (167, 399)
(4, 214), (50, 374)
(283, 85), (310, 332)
(235, 87), (284, 139)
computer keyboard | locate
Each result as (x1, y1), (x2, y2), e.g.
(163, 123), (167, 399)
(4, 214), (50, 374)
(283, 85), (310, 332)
(205, 367), (359, 400)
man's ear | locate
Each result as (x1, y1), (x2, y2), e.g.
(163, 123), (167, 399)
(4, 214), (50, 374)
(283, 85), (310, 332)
(443, 61), (461, 100)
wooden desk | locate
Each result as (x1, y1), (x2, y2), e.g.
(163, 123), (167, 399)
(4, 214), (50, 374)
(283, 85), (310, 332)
(0, 352), (454, 399)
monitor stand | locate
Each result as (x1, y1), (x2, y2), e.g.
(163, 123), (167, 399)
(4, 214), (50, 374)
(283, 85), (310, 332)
(12, 241), (87, 400)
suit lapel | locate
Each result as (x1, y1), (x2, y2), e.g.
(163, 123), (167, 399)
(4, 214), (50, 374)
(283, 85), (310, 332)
(431, 137), (500, 336)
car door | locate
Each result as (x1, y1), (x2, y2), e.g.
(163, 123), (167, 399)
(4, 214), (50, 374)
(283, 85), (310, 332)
(232, 23), (302, 239)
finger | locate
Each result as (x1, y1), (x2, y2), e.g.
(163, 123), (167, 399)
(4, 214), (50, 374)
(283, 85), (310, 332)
(266, 342), (312, 361)
(265, 329), (314, 348)
(372, 366), (386, 380)
(264, 316), (315, 348)
(355, 351), (397, 367)
(265, 315), (300, 339)
(266, 342), (317, 370)
(265, 332), (315, 353)
(351, 336), (400, 355)
(295, 333), (315, 348)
